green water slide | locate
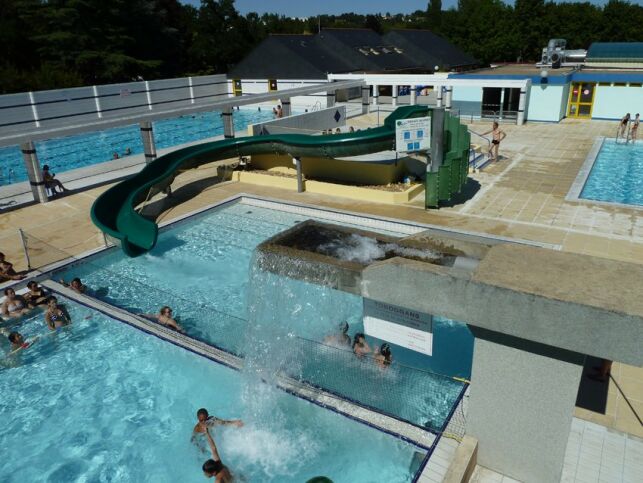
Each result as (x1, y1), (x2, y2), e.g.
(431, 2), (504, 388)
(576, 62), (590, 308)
(91, 105), (470, 256)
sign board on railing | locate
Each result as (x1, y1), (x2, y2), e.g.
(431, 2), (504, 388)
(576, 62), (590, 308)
(363, 298), (433, 355)
(395, 116), (431, 154)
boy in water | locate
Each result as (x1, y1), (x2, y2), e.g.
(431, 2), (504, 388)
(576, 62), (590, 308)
(8, 332), (35, 352)
(59, 277), (87, 294)
(201, 424), (234, 482)
(192, 408), (243, 436)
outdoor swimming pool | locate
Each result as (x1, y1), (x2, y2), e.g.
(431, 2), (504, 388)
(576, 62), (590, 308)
(57, 201), (473, 430)
(580, 139), (643, 207)
(0, 108), (274, 186)
(0, 296), (425, 482)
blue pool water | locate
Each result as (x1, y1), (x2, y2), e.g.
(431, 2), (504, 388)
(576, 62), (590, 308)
(580, 139), (643, 206)
(0, 109), (274, 186)
(58, 202), (473, 429)
(0, 297), (424, 482)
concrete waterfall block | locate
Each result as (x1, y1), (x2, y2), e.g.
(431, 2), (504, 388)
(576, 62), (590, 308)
(467, 330), (585, 483)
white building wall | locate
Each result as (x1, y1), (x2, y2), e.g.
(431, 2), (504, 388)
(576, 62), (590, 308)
(526, 84), (568, 122)
(452, 86), (483, 118)
(232, 79), (329, 112)
(591, 85), (643, 120)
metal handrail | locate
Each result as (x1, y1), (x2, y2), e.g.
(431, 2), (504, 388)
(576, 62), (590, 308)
(468, 129), (491, 170)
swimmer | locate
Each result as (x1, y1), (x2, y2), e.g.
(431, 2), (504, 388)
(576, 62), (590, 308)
(481, 121), (506, 162)
(24, 281), (49, 306)
(352, 332), (372, 358)
(619, 113), (631, 138)
(323, 321), (351, 347)
(7, 331), (35, 353)
(193, 408), (244, 434)
(59, 277), (87, 294)
(143, 306), (184, 332)
(44, 296), (71, 330)
(374, 343), (393, 369)
(335, 128), (341, 134)
(201, 424), (233, 482)
(1, 288), (31, 318)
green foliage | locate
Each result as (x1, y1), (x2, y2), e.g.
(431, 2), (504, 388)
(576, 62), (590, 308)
(1, 0), (643, 93)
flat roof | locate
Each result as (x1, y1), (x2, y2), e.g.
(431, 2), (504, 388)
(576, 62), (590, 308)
(468, 64), (575, 76)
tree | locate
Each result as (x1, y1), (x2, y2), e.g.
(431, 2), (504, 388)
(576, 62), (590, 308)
(427, 0), (442, 32)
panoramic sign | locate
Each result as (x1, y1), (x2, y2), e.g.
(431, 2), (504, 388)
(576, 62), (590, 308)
(395, 116), (431, 153)
(363, 298), (433, 355)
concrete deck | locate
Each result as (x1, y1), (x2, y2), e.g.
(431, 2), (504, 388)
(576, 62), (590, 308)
(0, 113), (641, 451)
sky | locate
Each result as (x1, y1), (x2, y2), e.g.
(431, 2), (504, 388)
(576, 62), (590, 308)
(182, 0), (612, 17)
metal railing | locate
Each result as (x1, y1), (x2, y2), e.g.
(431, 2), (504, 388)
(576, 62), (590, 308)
(468, 129), (491, 170)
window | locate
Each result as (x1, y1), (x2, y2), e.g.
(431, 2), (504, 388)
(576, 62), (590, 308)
(268, 79), (278, 91)
(628, 83), (642, 88)
(613, 83), (626, 87)
(598, 82), (611, 86)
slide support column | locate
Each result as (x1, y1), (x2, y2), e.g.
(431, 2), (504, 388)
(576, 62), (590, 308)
(139, 121), (157, 163)
(21, 141), (48, 203)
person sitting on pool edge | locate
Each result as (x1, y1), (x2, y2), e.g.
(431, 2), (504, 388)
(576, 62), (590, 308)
(143, 306), (184, 332)
(42, 165), (68, 194)
(201, 424), (234, 482)
(1, 288), (31, 319)
(45, 296), (71, 330)
(24, 281), (49, 306)
(323, 321), (351, 348)
(352, 332), (372, 358)
(0, 252), (25, 282)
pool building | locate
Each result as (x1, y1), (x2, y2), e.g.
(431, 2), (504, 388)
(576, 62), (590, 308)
(1, 29), (642, 483)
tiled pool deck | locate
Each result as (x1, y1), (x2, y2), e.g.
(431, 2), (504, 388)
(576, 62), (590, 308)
(1, 113), (641, 481)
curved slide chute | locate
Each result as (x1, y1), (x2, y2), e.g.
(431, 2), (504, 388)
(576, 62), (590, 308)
(91, 106), (429, 256)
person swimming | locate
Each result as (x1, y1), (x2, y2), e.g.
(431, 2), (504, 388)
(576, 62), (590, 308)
(201, 424), (234, 482)
(352, 332), (372, 358)
(374, 343), (393, 368)
(323, 321), (351, 347)
(7, 332), (33, 352)
(44, 296), (71, 330)
(191, 408), (243, 452)
(143, 306), (184, 332)
(24, 281), (49, 306)
(1, 288), (31, 318)
(59, 277), (86, 294)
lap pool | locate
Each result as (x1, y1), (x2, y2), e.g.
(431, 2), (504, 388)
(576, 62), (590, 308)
(56, 200), (473, 431)
(0, 296), (425, 482)
(580, 139), (643, 207)
(0, 109), (274, 186)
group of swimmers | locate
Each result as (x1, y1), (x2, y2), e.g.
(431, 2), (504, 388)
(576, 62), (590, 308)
(321, 126), (356, 135)
(2, 282), (72, 355)
(192, 407), (244, 481)
(619, 113), (640, 140)
(323, 321), (393, 368)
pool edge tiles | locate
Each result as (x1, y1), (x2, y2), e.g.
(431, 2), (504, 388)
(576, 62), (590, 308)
(567, 136), (643, 210)
(43, 280), (438, 452)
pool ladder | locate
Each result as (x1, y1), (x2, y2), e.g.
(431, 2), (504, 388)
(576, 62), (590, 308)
(615, 123), (632, 144)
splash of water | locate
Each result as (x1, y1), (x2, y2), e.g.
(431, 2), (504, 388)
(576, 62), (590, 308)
(317, 233), (439, 264)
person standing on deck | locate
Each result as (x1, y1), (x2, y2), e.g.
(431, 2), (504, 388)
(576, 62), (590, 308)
(482, 121), (506, 162)
(631, 114), (640, 141)
(619, 113), (631, 138)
